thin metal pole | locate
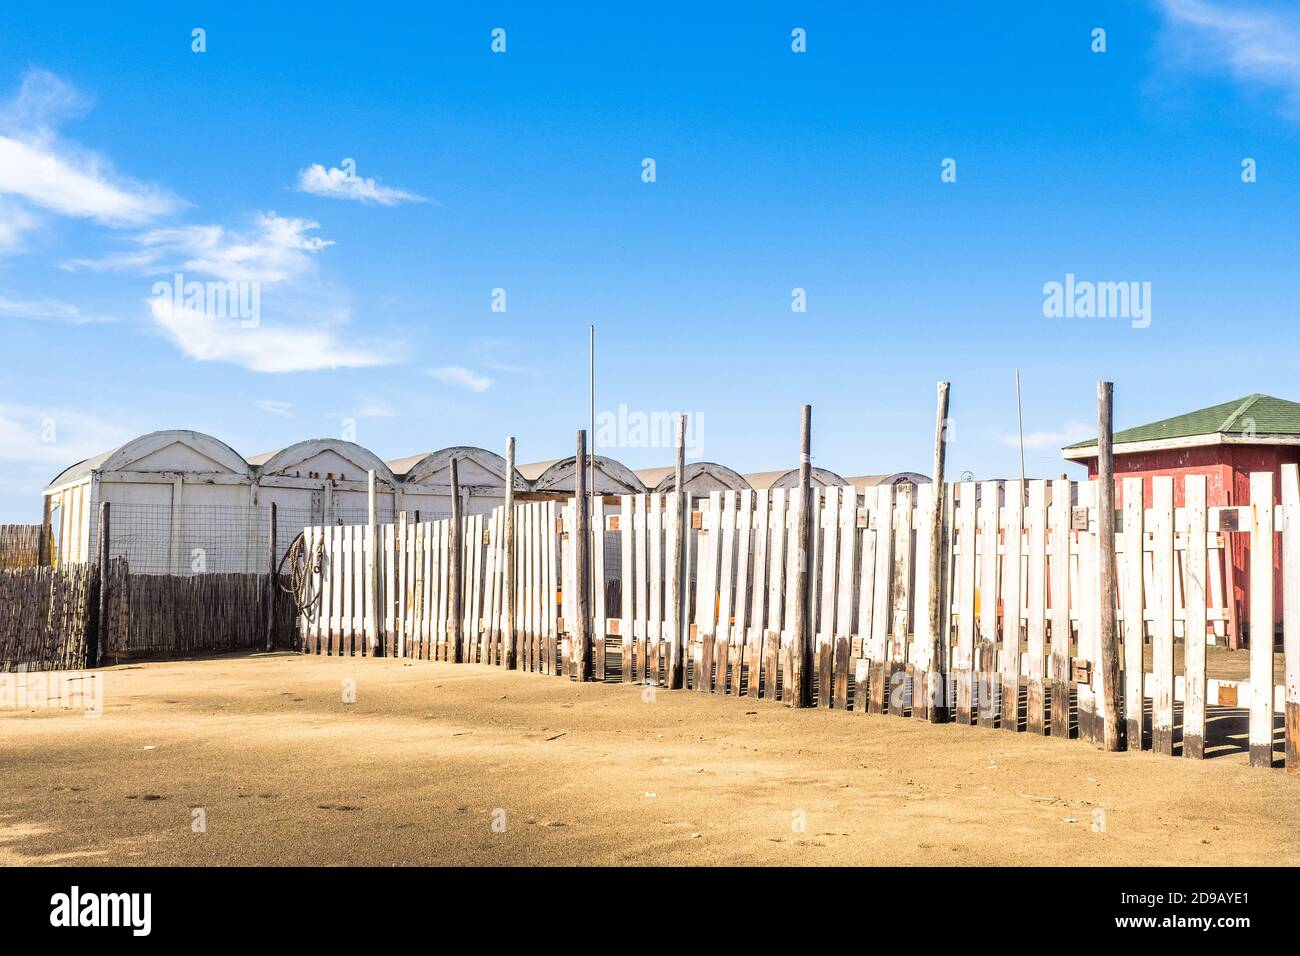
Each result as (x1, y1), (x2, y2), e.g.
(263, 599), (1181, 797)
(1015, 369), (1026, 489)
(367, 469), (379, 656)
(589, 324), (595, 619)
(574, 429), (591, 680)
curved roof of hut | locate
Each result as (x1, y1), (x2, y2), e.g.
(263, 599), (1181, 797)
(652, 461), (752, 494)
(393, 446), (528, 490)
(845, 472), (930, 491)
(530, 455), (647, 495)
(763, 466), (850, 490)
(516, 458), (559, 482)
(46, 429), (250, 490)
(249, 438), (396, 484)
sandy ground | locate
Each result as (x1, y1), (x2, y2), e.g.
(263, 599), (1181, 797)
(1, 652), (1297, 866)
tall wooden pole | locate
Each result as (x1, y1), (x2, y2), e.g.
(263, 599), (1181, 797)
(93, 501), (109, 668)
(265, 502), (277, 652)
(926, 382), (951, 722)
(1097, 381), (1124, 751)
(448, 457), (463, 663)
(573, 430), (592, 680)
(791, 405), (813, 707)
(40, 494), (52, 567)
(504, 436), (517, 670)
(669, 415), (686, 689)
(367, 470), (380, 656)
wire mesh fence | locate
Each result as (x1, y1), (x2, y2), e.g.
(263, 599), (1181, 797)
(94, 503), (404, 577)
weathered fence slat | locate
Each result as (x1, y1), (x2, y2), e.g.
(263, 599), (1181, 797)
(1025, 480), (1048, 734)
(1248, 472), (1275, 768)
(1184, 475), (1208, 759)
(955, 483), (977, 724)
(1122, 477), (1145, 749)
(748, 491), (770, 698)
(1048, 478), (1071, 738)
(1151, 477), (1176, 756)
(1281, 466), (1300, 774)
(1001, 481), (1023, 731)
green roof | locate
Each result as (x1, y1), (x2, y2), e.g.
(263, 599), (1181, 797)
(1064, 394), (1300, 452)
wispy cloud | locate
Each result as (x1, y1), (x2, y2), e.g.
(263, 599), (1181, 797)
(998, 422), (1092, 450)
(0, 198), (38, 252)
(0, 402), (131, 466)
(427, 365), (492, 392)
(69, 212), (333, 284)
(470, 338), (542, 376)
(485, 361), (542, 376)
(1155, 0), (1300, 114)
(150, 295), (392, 373)
(254, 399), (295, 418)
(296, 163), (426, 206)
(0, 69), (179, 244)
(0, 294), (113, 324)
(353, 397), (395, 417)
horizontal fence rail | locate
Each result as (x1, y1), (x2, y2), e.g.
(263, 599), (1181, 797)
(295, 469), (1298, 772)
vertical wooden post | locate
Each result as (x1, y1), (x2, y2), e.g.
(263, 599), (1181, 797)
(367, 470), (380, 657)
(1151, 477), (1176, 754)
(1122, 478), (1146, 749)
(93, 501), (110, 668)
(40, 494), (53, 567)
(666, 415), (687, 689)
(790, 405), (813, 707)
(573, 430), (592, 680)
(1281, 464), (1300, 774)
(504, 437), (517, 669)
(449, 458), (464, 663)
(265, 502), (277, 651)
(1096, 382), (1123, 751)
(1183, 475), (1208, 759)
(1248, 471), (1275, 767)
(926, 381), (951, 722)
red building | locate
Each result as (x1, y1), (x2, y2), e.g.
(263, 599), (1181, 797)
(1063, 393), (1300, 648)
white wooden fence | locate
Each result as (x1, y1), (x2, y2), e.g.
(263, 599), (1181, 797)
(298, 468), (1300, 771)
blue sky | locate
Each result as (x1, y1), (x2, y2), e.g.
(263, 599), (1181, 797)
(0, 1), (1298, 520)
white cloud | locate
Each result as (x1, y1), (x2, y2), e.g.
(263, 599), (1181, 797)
(485, 361), (541, 375)
(998, 422), (1092, 450)
(1156, 0), (1300, 113)
(150, 295), (392, 373)
(296, 163), (426, 206)
(71, 212), (333, 284)
(0, 294), (113, 324)
(0, 198), (39, 252)
(0, 402), (132, 466)
(427, 366), (492, 392)
(254, 399), (296, 418)
(354, 397), (395, 418)
(0, 69), (179, 230)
